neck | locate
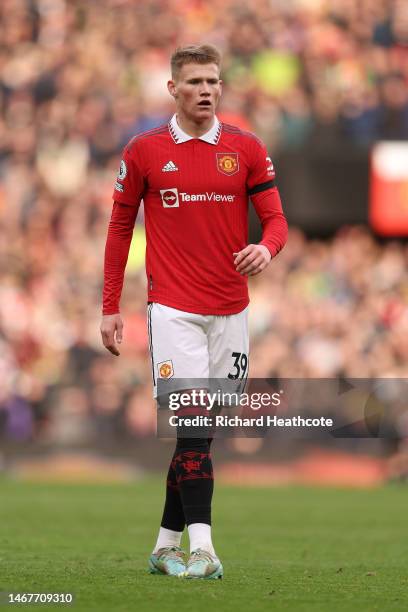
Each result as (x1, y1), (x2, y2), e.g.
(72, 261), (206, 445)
(176, 111), (215, 138)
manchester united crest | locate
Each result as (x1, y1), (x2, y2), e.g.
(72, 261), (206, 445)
(216, 152), (239, 176)
(158, 360), (174, 379)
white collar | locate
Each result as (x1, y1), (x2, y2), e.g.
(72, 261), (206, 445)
(168, 114), (221, 145)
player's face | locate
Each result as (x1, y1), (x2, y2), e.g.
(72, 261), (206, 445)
(168, 63), (222, 123)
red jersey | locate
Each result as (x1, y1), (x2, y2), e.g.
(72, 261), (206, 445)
(103, 115), (287, 316)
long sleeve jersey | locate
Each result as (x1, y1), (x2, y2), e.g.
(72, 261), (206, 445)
(103, 115), (288, 315)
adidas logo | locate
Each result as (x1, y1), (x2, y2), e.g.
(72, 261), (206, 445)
(161, 160), (179, 172)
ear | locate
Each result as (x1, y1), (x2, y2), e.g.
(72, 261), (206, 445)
(167, 79), (177, 99)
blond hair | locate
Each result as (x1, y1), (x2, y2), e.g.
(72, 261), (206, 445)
(171, 44), (221, 79)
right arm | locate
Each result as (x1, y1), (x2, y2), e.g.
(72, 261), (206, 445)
(101, 144), (144, 355)
(100, 201), (138, 356)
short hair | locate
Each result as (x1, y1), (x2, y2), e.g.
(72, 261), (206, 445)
(170, 44), (221, 79)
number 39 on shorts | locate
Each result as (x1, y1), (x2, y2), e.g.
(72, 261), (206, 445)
(228, 352), (248, 380)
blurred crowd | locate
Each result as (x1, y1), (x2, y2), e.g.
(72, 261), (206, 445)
(0, 0), (407, 446)
(1, 224), (407, 445)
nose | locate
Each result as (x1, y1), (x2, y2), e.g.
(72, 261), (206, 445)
(200, 81), (211, 96)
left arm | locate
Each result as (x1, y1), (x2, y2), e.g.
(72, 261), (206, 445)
(234, 137), (288, 276)
(234, 186), (288, 275)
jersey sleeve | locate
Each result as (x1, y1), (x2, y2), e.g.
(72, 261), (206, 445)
(246, 136), (288, 257)
(112, 141), (145, 206)
(246, 136), (276, 195)
(102, 201), (138, 315)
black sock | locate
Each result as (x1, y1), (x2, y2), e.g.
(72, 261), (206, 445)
(173, 438), (214, 526)
(160, 449), (186, 532)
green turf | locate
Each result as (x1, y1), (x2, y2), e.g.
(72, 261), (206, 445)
(0, 478), (407, 612)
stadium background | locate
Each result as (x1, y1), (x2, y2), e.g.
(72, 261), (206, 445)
(0, 0), (407, 486)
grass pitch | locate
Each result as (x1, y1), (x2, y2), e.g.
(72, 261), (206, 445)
(0, 478), (407, 612)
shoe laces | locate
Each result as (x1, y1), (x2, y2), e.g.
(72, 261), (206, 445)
(157, 546), (185, 561)
(188, 548), (214, 565)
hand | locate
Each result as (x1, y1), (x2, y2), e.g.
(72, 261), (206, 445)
(233, 244), (271, 276)
(100, 313), (123, 356)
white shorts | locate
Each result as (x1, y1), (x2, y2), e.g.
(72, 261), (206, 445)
(147, 303), (249, 398)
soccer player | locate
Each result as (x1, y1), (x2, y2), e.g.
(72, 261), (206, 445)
(101, 44), (288, 579)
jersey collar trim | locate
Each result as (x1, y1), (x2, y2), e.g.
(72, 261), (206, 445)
(168, 114), (221, 145)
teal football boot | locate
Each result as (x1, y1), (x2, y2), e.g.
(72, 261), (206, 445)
(148, 546), (186, 576)
(182, 548), (223, 579)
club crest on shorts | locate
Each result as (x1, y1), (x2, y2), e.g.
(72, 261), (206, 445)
(216, 152), (239, 176)
(157, 360), (174, 379)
